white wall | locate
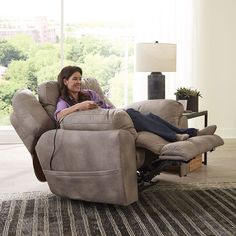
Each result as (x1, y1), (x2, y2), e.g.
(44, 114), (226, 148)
(133, 0), (194, 101)
(193, 0), (236, 137)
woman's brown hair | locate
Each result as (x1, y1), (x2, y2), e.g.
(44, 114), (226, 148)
(57, 66), (90, 105)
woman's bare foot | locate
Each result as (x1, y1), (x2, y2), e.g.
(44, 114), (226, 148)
(176, 134), (189, 141)
(197, 125), (217, 136)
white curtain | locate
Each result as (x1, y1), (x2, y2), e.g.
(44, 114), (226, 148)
(133, 0), (194, 101)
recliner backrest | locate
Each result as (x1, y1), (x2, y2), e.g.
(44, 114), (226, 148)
(10, 89), (55, 182)
(38, 77), (115, 121)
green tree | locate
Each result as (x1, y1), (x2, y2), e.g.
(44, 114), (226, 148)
(0, 40), (27, 67)
(29, 43), (60, 69)
(4, 60), (29, 86)
(0, 80), (19, 114)
(65, 37), (83, 62)
(65, 35), (124, 64)
(109, 72), (133, 108)
(36, 62), (62, 84)
(8, 34), (36, 56)
(28, 43), (61, 84)
(27, 69), (38, 93)
(80, 54), (122, 92)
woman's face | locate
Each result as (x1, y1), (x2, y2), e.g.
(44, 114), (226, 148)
(63, 71), (82, 94)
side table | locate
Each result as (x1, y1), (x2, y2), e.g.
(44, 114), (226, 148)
(183, 110), (208, 165)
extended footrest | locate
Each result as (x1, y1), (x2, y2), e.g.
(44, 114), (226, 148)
(137, 134), (224, 189)
(159, 134), (224, 162)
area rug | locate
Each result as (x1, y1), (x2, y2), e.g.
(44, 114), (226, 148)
(1, 183), (236, 236)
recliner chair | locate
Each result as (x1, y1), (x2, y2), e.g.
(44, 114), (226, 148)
(10, 78), (224, 205)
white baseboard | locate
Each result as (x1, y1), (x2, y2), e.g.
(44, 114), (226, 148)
(217, 128), (236, 139)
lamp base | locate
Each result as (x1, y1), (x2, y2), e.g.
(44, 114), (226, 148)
(148, 72), (165, 99)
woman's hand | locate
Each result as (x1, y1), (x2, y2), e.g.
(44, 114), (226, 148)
(76, 101), (98, 111)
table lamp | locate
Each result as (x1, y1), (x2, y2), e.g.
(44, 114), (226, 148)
(136, 42), (176, 99)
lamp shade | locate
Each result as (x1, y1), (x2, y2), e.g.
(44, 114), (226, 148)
(136, 43), (176, 72)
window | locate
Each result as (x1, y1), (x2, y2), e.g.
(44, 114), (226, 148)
(0, 0), (194, 126)
(0, 0), (135, 125)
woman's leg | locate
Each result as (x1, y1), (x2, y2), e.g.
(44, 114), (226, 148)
(148, 112), (198, 137)
(126, 108), (183, 142)
(147, 112), (216, 136)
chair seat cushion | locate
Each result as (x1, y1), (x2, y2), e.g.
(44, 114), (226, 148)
(136, 131), (169, 154)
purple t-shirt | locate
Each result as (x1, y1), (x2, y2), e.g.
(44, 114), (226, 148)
(54, 89), (112, 121)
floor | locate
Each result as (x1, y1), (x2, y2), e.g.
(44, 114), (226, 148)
(0, 139), (236, 194)
(0, 144), (49, 194)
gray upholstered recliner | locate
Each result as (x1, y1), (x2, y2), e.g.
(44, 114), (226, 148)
(10, 78), (224, 205)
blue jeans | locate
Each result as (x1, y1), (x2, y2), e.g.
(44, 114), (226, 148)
(125, 108), (197, 142)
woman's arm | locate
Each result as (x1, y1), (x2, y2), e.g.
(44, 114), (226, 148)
(56, 100), (98, 121)
(87, 90), (113, 109)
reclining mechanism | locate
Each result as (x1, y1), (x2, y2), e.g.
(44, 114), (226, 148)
(137, 148), (216, 191)
(137, 152), (182, 188)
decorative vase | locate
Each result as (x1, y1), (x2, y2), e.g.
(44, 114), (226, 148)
(176, 95), (198, 112)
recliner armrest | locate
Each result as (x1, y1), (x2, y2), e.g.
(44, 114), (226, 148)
(36, 129), (138, 205)
(60, 108), (138, 138)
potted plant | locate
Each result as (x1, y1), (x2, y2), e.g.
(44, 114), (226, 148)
(174, 87), (202, 112)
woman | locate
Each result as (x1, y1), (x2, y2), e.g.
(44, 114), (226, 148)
(54, 66), (216, 142)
